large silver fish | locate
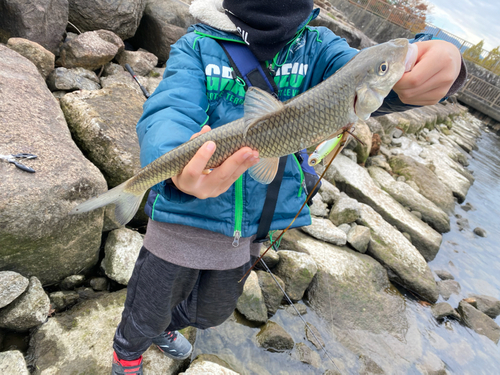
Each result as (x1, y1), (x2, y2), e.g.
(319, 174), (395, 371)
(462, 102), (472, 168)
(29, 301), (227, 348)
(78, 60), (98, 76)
(71, 38), (409, 225)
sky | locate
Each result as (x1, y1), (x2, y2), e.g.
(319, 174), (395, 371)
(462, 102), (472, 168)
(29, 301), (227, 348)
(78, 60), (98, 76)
(424, 0), (500, 51)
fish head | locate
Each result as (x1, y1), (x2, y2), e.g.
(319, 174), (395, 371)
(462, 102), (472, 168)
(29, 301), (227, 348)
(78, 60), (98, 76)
(353, 38), (409, 121)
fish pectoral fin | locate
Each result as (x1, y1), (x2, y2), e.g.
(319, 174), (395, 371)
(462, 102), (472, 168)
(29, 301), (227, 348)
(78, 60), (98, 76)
(243, 87), (284, 137)
(248, 157), (280, 184)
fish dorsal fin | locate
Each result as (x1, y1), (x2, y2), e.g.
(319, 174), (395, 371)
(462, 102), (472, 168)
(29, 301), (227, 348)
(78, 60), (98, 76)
(243, 87), (284, 137)
(249, 157), (280, 184)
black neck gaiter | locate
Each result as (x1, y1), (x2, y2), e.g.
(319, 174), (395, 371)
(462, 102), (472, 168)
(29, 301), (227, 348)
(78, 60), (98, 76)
(223, 0), (313, 61)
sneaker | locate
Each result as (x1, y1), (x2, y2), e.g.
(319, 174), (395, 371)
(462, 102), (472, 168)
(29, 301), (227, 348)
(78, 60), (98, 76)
(111, 351), (143, 375)
(152, 330), (192, 360)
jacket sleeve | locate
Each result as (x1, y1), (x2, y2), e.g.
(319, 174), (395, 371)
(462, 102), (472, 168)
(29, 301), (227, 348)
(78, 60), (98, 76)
(136, 34), (209, 203)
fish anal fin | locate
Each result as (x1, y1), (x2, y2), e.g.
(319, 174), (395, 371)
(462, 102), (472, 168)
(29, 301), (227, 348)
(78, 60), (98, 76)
(248, 157), (280, 184)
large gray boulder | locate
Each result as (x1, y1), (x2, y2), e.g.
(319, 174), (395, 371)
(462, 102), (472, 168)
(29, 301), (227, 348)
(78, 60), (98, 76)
(60, 84), (145, 189)
(102, 228), (143, 285)
(68, 0), (146, 40)
(131, 0), (195, 63)
(274, 251), (318, 301)
(328, 154), (442, 260)
(357, 204), (439, 303)
(236, 271), (268, 323)
(0, 277), (50, 331)
(389, 155), (455, 214)
(58, 30), (124, 70)
(303, 237), (423, 373)
(0, 0), (68, 53)
(0, 272), (29, 309)
(28, 289), (193, 374)
(368, 166), (450, 233)
(0, 351), (29, 375)
(6, 38), (55, 79)
(0, 45), (107, 285)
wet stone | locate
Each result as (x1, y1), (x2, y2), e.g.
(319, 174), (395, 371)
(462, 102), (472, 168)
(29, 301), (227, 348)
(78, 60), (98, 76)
(305, 323), (324, 350)
(294, 342), (321, 368)
(473, 227), (487, 237)
(435, 270), (454, 281)
(468, 295), (500, 319)
(49, 291), (80, 311)
(256, 321), (294, 352)
(431, 302), (460, 320)
(285, 303), (308, 316)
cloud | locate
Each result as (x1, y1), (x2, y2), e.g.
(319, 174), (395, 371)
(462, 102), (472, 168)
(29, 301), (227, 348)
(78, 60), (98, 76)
(426, 0), (500, 50)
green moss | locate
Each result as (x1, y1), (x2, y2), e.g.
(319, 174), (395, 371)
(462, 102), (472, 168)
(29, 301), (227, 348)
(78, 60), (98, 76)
(148, 71), (161, 78)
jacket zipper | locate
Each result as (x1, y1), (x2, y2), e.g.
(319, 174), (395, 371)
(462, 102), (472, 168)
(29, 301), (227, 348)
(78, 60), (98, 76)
(233, 176), (243, 247)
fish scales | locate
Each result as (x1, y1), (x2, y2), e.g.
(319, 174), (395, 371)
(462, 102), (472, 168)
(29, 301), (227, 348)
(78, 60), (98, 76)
(70, 38), (409, 225)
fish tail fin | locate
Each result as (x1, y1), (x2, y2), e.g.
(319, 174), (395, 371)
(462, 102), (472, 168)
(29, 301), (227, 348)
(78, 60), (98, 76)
(70, 181), (146, 226)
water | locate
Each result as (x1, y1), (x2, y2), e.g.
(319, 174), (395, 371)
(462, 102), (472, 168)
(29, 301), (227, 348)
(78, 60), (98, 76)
(193, 124), (500, 374)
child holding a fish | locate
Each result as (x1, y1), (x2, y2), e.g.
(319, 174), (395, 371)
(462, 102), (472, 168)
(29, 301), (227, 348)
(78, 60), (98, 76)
(101, 1), (465, 373)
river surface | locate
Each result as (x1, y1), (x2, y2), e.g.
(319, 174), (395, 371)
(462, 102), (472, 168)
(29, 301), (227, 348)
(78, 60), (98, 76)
(193, 123), (500, 374)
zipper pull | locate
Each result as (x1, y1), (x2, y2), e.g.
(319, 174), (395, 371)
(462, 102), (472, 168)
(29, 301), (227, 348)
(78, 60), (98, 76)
(232, 230), (241, 247)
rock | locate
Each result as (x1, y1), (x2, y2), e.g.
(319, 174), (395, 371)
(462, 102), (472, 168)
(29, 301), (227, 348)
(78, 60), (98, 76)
(102, 228), (143, 285)
(58, 30), (124, 70)
(416, 352), (448, 375)
(28, 289), (192, 374)
(419, 144), (474, 203)
(0, 0), (68, 53)
(341, 148), (358, 163)
(0, 272), (29, 309)
(46, 67), (101, 92)
(0, 277), (50, 331)
(6, 38), (55, 79)
(473, 227), (487, 237)
(274, 251), (318, 301)
(294, 342), (321, 367)
(437, 280), (461, 301)
(309, 194), (329, 217)
(457, 301), (500, 344)
(304, 238), (423, 372)
(328, 192), (360, 226)
(301, 217), (347, 246)
(131, 0), (196, 63)
(60, 275), (86, 290)
(357, 204), (439, 303)
(389, 155), (455, 214)
(90, 277), (108, 291)
(103, 62), (124, 76)
(370, 133), (382, 156)
(456, 217), (469, 231)
(305, 323), (324, 350)
(461, 202), (475, 212)
(329, 155), (442, 261)
(468, 295), (500, 319)
(259, 247), (279, 269)
(256, 271), (285, 316)
(183, 358), (239, 375)
(435, 270), (454, 281)
(60, 84), (145, 189)
(0, 350), (29, 375)
(365, 154), (392, 172)
(431, 302), (460, 320)
(0, 45), (107, 285)
(368, 166), (450, 233)
(318, 179), (340, 206)
(338, 223), (351, 234)
(236, 271), (267, 323)
(256, 321), (294, 352)
(346, 225), (371, 253)
(351, 120), (372, 165)
(49, 291), (80, 311)
(284, 303), (308, 316)
(68, 0), (146, 40)
(116, 49), (159, 76)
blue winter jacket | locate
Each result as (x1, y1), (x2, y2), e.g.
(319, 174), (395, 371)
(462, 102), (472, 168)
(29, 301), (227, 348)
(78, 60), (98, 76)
(137, 11), (424, 243)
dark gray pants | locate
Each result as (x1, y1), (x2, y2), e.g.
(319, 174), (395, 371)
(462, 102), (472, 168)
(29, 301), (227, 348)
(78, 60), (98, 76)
(113, 247), (255, 360)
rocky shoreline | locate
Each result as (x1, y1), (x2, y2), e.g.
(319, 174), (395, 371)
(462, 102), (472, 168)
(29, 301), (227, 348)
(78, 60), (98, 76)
(1, 0), (500, 374)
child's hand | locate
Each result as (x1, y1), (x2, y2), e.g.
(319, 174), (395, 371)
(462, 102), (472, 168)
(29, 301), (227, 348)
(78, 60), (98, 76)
(172, 126), (260, 199)
(393, 40), (462, 106)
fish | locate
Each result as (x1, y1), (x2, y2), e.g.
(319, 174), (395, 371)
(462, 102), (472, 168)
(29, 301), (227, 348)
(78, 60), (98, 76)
(70, 38), (409, 226)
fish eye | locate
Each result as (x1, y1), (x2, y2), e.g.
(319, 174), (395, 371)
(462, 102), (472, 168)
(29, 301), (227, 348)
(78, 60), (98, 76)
(378, 61), (389, 75)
